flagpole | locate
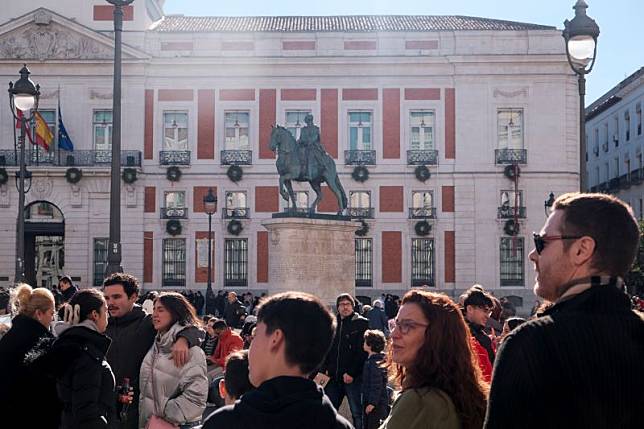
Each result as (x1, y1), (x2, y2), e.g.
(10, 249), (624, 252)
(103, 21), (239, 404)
(57, 86), (60, 166)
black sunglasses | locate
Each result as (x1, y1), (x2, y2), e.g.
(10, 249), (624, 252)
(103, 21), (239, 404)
(532, 232), (583, 255)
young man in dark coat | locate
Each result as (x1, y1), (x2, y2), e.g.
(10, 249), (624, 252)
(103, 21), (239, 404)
(201, 292), (353, 429)
(361, 330), (389, 429)
(320, 293), (369, 429)
(102, 273), (204, 429)
(58, 275), (79, 303)
(485, 193), (644, 429)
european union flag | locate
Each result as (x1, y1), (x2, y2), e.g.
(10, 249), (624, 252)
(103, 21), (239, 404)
(58, 104), (74, 151)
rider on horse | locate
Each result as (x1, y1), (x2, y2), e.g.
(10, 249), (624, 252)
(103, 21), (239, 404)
(297, 113), (326, 180)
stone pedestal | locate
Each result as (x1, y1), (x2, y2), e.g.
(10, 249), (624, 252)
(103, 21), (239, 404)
(261, 217), (357, 305)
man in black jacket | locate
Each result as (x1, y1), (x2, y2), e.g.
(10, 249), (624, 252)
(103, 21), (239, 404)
(485, 193), (644, 428)
(321, 293), (369, 429)
(224, 291), (247, 328)
(462, 287), (495, 364)
(202, 291), (352, 429)
(58, 275), (78, 303)
(102, 273), (204, 429)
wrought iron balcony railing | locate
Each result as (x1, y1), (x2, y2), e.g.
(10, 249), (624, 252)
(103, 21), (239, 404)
(619, 174), (631, 190)
(631, 168), (643, 185)
(347, 207), (374, 219)
(345, 150), (376, 165)
(608, 177), (620, 191)
(412, 278), (435, 287)
(497, 206), (527, 219)
(222, 207), (250, 219)
(408, 207), (437, 219)
(355, 279), (373, 288)
(160, 207), (188, 219)
(159, 150), (191, 165)
(495, 148), (527, 165)
(407, 150), (439, 165)
(0, 149), (142, 167)
(220, 150), (252, 165)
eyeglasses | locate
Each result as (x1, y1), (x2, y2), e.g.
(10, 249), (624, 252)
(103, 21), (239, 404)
(476, 306), (493, 316)
(532, 232), (583, 255)
(392, 319), (429, 335)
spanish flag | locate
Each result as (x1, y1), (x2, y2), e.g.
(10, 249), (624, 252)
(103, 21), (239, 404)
(34, 111), (53, 151)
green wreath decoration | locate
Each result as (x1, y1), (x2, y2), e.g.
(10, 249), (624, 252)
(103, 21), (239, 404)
(227, 165), (243, 182)
(0, 168), (8, 186)
(122, 168), (137, 184)
(166, 166), (182, 182)
(503, 164), (520, 180)
(504, 219), (520, 236)
(414, 165), (431, 182)
(166, 220), (182, 236)
(227, 219), (243, 236)
(65, 167), (83, 184)
(355, 220), (369, 236)
(351, 166), (369, 182)
(415, 220), (432, 236)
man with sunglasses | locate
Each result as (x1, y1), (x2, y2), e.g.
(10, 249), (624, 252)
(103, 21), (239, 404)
(462, 286), (496, 382)
(485, 193), (644, 429)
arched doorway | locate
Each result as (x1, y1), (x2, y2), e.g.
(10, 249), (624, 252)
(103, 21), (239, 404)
(24, 201), (65, 289)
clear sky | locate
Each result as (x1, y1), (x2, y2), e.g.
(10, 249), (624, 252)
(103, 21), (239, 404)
(163, 0), (642, 106)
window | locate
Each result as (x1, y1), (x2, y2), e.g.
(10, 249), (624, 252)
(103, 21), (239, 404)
(224, 111), (250, 150)
(225, 191), (248, 217)
(348, 111), (372, 150)
(636, 103), (642, 135)
(595, 166), (600, 186)
(613, 116), (619, 147)
(286, 110), (311, 139)
(411, 191), (433, 217)
(409, 111), (435, 150)
(625, 111), (631, 141)
(355, 238), (372, 287)
(411, 238), (434, 286)
(163, 111), (188, 151)
(162, 238), (186, 287)
(294, 191), (309, 209)
(500, 237), (524, 286)
(614, 157), (620, 178)
(497, 109), (523, 149)
(350, 191), (371, 208)
(93, 110), (112, 151)
(224, 239), (248, 287)
(164, 191), (185, 208)
(93, 238), (108, 286)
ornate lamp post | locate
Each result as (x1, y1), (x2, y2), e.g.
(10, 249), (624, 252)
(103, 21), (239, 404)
(105, 0), (135, 276)
(8, 64), (40, 283)
(563, 0), (600, 192)
(203, 188), (218, 298)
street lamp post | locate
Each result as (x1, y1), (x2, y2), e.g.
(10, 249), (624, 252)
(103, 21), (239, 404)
(203, 189), (218, 304)
(563, 0), (600, 192)
(8, 65), (40, 283)
(105, 0), (135, 276)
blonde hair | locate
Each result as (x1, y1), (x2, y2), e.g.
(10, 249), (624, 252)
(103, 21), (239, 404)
(11, 284), (55, 318)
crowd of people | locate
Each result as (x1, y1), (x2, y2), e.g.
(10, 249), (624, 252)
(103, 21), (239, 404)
(0, 192), (643, 429)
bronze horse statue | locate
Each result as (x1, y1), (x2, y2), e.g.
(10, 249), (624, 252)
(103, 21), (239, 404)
(269, 125), (347, 215)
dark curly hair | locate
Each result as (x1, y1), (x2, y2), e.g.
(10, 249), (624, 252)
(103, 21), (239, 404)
(102, 273), (140, 298)
(387, 290), (488, 429)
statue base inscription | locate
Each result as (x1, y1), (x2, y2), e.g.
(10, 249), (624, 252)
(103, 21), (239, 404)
(261, 217), (357, 305)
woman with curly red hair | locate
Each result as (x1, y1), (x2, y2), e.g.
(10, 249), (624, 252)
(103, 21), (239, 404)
(381, 290), (488, 429)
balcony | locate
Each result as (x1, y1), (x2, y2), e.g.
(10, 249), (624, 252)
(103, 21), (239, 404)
(0, 150), (141, 167)
(345, 150), (376, 166)
(619, 174), (631, 190)
(497, 206), (527, 219)
(159, 150), (190, 165)
(608, 177), (620, 191)
(347, 207), (374, 219)
(355, 279), (373, 288)
(408, 207), (437, 219)
(597, 182), (609, 193)
(222, 207), (250, 219)
(631, 168), (643, 185)
(160, 207), (188, 219)
(407, 149), (438, 166)
(412, 278), (435, 287)
(495, 148), (527, 165)
(220, 150), (252, 165)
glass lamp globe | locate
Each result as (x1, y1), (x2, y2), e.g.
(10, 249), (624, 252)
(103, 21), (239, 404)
(13, 94), (35, 112)
(568, 35), (595, 66)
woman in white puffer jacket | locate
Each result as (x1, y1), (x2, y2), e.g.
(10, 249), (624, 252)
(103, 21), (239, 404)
(139, 293), (208, 429)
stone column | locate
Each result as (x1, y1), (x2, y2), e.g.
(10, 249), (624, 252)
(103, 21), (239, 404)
(261, 217), (357, 305)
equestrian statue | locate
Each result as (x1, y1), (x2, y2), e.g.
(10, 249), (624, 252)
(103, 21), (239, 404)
(269, 113), (347, 215)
